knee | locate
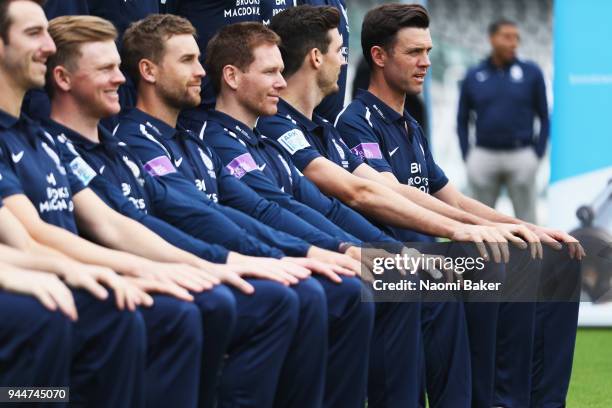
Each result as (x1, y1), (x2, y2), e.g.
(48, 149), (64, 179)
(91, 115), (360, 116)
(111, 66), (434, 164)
(293, 277), (327, 316)
(174, 301), (204, 350)
(248, 280), (300, 327)
(194, 285), (237, 329)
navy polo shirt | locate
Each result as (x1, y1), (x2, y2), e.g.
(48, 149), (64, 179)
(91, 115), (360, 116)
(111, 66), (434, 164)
(43, 0), (89, 18)
(336, 90), (449, 242)
(115, 108), (312, 257)
(457, 57), (549, 158)
(42, 119), (231, 263)
(87, 0), (159, 39)
(206, 110), (399, 246)
(0, 110), (88, 234)
(258, 98), (363, 173)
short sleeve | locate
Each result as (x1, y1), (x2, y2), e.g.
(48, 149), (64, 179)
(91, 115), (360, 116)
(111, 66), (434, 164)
(335, 108), (394, 173)
(257, 116), (321, 171)
(0, 151), (25, 199)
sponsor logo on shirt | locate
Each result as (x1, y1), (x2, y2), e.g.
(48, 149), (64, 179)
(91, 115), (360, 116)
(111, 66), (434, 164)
(69, 156), (96, 187)
(277, 129), (310, 155)
(351, 143), (383, 160)
(11, 151), (24, 163)
(143, 156), (177, 177)
(226, 153), (258, 179)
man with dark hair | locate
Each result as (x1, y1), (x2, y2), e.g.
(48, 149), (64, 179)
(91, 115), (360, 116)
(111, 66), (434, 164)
(116, 14), (373, 408)
(336, 4), (582, 408)
(143, 19), (376, 408)
(458, 18), (548, 225)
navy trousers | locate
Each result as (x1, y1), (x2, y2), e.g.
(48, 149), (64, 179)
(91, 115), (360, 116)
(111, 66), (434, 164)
(275, 276), (374, 408)
(0, 292), (72, 391)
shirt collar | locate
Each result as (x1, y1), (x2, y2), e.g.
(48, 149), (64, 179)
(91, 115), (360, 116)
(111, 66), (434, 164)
(122, 108), (177, 140)
(485, 56), (518, 71)
(0, 109), (47, 146)
(0, 108), (19, 129)
(43, 118), (123, 159)
(277, 98), (320, 133)
(206, 110), (259, 146)
(355, 89), (418, 127)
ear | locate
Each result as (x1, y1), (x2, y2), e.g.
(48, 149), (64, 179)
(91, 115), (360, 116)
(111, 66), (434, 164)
(370, 46), (387, 69)
(222, 65), (240, 91)
(307, 48), (323, 70)
(139, 59), (157, 84)
(52, 65), (72, 92)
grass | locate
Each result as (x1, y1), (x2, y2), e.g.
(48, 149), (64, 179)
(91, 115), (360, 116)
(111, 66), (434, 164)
(566, 329), (612, 407)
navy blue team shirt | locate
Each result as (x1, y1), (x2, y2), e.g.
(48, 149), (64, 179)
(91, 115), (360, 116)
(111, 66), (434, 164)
(206, 110), (398, 247)
(336, 90), (449, 242)
(0, 110), (87, 234)
(42, 119), (236, 263)
(115, 108), (324, 257)
(457, 57), (549, 158)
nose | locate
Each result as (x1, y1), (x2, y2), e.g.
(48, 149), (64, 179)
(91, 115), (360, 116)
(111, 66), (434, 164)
(113, 66), (126, 85)
(420, 53), (431, 68)
(42, 31), (56, 56)
(275, 72), (287, 90)
(195, 61), (206, 79)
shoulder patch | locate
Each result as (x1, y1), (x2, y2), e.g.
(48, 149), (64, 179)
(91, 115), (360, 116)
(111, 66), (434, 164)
(277, 129), (310, 155)
(143, 155), (176, 177)
(225, 153), (258, 179)
(69, 156), (96, 186)
(350, 143), (383, 160)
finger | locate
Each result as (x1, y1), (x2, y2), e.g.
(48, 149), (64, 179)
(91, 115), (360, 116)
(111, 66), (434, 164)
(115, 287), (126, 311)
(505, 232), (528, 249)
(172, 274), (207, 293)
(251, 270), (291, 285)
(224, 272), (255, 294)
(82, 277), (109, 300)
(34, 288), (58, 313)
(330, 264), (357, 277)
(485, 239), (502, 264)
(473, 241), (489, 261)
(317, 267), (342, 283)
(499, 240), (510, 263)
(149, 281), (194, 302)
(48, 286), (78, 321)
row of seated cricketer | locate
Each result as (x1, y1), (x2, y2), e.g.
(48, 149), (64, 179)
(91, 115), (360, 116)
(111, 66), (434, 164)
(0, 2), (583, 408)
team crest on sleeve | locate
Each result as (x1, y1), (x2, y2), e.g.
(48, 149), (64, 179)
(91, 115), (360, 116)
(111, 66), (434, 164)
(350, 143), (384, 160)
(277, 129), (310, 155)
(225, 153), (258, 179)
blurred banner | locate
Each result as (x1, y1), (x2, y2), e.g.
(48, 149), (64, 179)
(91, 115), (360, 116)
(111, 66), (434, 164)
(550, 0), (612, 325)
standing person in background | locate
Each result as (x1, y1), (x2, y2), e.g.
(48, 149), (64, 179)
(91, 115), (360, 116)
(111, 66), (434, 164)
(457, 18), (549, 224)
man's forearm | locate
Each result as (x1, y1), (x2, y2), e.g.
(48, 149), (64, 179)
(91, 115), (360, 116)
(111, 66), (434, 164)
(397, 184), (491, 225)
(457, 194), (522, 225)
(350, 182), (463, 238)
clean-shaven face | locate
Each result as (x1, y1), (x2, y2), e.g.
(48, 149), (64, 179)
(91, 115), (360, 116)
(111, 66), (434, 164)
(235, 43), (286, 116)
(318, 28), (346, 96)
(383, 27), (432, 96)
(70, 40), (125, 118)
(0, 1), (56, 91)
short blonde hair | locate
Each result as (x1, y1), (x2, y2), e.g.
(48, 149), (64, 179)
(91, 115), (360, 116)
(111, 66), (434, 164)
(46, 15), (117, 91)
